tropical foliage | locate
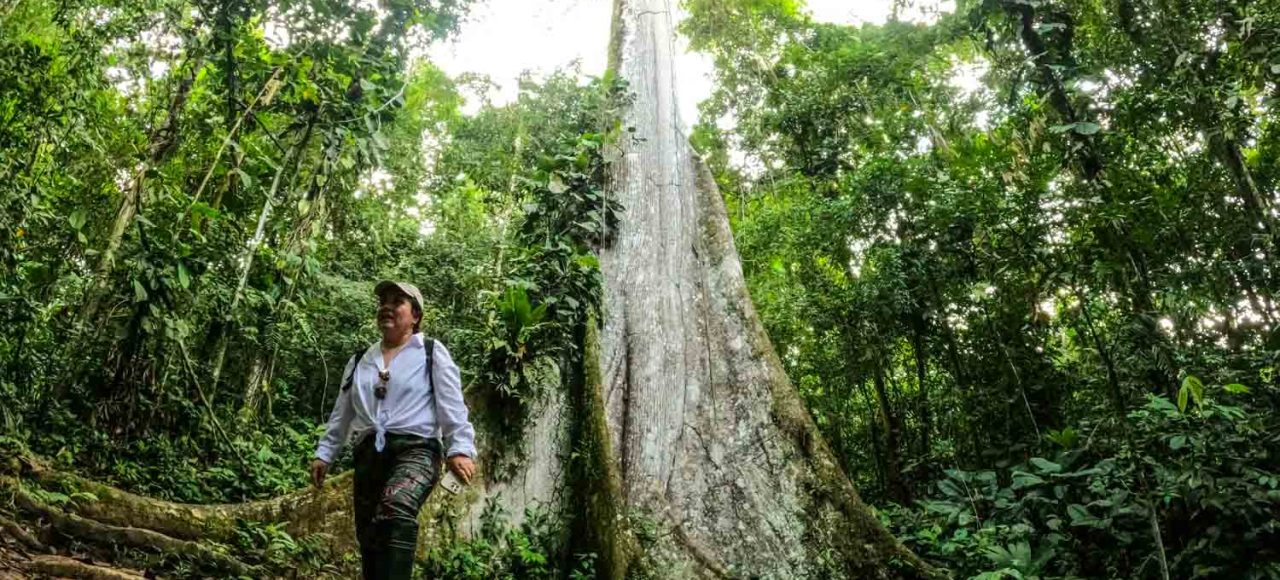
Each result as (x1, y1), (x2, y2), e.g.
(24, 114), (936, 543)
(0, 0), (629, 491)
(684, 0), (1280, 577)
(5, 0), (1280, 576)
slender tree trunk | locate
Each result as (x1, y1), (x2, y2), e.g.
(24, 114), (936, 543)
(860, 380), (887, 495)
(1072, 286), (1126, 416)
(590, 1), (926, 575)
(909, 311), (931, 455)
(218, 0), (241, 209)
(240, 353), (271, 422)
(1004, 1), (1177, 397)
(872, 358), (908, 504)
(237, 170), (330, 422)
(207, 119), (314, 392)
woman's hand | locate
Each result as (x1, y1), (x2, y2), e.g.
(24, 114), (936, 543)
(310, 459), (329, 488)
(446, 455), (475, 484)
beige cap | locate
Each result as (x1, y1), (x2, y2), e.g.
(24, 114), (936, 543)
(374, 280), (424, 311)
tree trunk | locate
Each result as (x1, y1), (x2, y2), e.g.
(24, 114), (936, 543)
(872, 357), (908, 504)
(909, 311), (931, 456)
(1004, 0), (1178, 398)
(239, 351), (272, 422)
(237, 169), (332, 422)
(590, 0), (926, 575)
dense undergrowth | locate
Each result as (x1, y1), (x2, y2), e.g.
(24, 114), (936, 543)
(883, 382), (1280, 578)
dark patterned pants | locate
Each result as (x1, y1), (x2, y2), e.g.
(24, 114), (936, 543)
(354, 433), (442, 580)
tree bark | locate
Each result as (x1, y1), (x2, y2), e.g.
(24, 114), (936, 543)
(239, 351), (272, 422)
(592, 0), (926, 575)
(10, 485), (256, 577)
(26, 556), (146, 580)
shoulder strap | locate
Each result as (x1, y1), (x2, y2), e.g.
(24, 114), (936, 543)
(422, 337), (435, 393)
(340, 347), (365, 392)
(425, 337), (447, 450)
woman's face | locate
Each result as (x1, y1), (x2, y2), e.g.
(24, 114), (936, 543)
(377, 291), (418, 335)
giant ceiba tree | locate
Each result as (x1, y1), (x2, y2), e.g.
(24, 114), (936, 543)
(587, 0), (923, 576)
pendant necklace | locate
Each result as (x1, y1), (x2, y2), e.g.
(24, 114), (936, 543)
(376, 341), (407, 400)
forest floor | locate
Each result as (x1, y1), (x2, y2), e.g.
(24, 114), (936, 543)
(0, 440), (383, 579)
(0, 517), (149, 579)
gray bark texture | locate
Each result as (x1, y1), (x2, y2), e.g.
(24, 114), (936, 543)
(593, 0), (930, 577)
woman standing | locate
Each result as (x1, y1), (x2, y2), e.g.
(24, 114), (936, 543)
(310, 280), (477, 579)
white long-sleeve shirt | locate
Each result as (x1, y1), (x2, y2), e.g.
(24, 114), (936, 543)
(314, 333), (476, 463)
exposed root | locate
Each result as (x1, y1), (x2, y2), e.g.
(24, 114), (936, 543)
(0, 513), (45, 553)
(26, 555), (146, 580)
(10, 484), (257, 577)
(18, 454), (354, 546)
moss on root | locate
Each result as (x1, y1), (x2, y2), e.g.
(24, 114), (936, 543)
(567, 312), (639, 579)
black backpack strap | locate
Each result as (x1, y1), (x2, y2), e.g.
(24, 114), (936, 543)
(422, 337), (435, 394)
(340, 346), (365, 392)
(424, 337), (450, 454)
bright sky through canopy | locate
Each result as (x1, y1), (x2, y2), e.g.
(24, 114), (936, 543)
(426, 0), (954, 126)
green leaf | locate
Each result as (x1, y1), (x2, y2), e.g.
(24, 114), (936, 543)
(1169, 435), (1186, 450)
(132, 279), (148, 302)
(1030, 457), (1062, 473)
(1012, 471), (1046, 488)
(69, 491), (99, 504)
(177, 263), (190, 289)
(938, 479), (963, 498)
(770, 256), (786, 275)
(1149, 396), (1178, 413)
(1223, 383), (1251, 394)
(41, 491), (71, 506)
(190, 202), (221, 220)
(68, 210), (86, 230)
(1182, 375), (1204, 407)
(1073, 122), (1101, 135)
(1177, 384), (1189, 412)
(529, 303), (548, 325)
(548, 174), (568, 194)
(1067, 504), (1090, 522)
